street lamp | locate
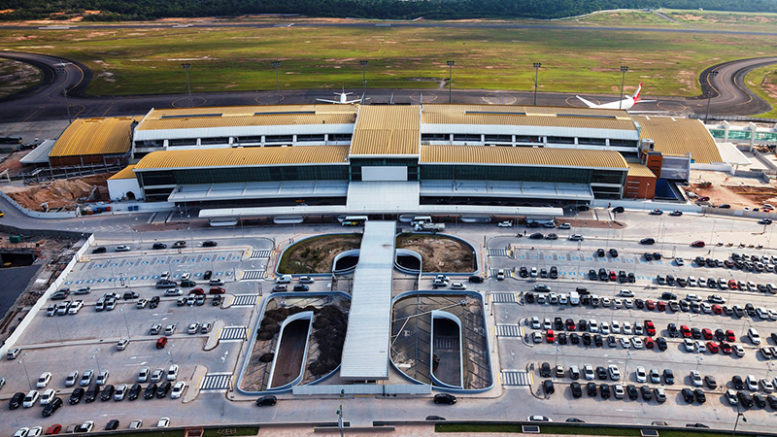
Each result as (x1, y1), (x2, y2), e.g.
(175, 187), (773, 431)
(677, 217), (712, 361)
(533, 62), (541, 106)
(271, 61), (281, 91)
(359, 60), (368, 93)
(732, 404), (746, 437)
(180, 63), (192, 107)
(619, 65), (629, 110)
(705, 70), (719, 124)
(446, 60), (455, 104)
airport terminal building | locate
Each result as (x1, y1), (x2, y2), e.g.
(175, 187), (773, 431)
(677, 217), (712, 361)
(98, 104), (722, 216)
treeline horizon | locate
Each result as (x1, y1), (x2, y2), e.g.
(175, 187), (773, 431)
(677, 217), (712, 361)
(2, 0), (777, 21)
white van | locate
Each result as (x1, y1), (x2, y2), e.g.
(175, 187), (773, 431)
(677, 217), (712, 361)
(275, 275), (292, 284)
(569, 291), (580, 305)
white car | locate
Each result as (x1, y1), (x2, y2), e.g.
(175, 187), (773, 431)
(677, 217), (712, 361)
(611, 320), (621, 334)
(600, 322), (610, 335)
(13, 428), (29, 437)
(530, 317), (540, 329)
(583, 365), (595, 380)
(568, 234), (584, 241)
(733, 344), (746, 357)
(760, 378), (775, 393)
(114, 384), (128, 401)
(683, 338), (695, 352)
(619, 337), (630, 349)
(746, 375), (759, 391)
(496, 269), (505, 281)
(622, 321), (632, 335)
(67, 300), (84, 314)
(588, 320), (598, 333)
(27, 428), (42, 437)
(22, 390), (39, 408)
(187, 322), (200, 335)
(531, 331), (543, 343)
(631, 337), (644, 349)
(450, 282), (466, 290)
(96, 370), (110, 385)
(64, 370), (79, 387)
(695, 340), (706, 353)
(635, 367), (647, 383)
(151, 368), (165, 383)
(618, 289), (633, 297)
(543, 318), (552, 330)
(748, 328), (761, 345)
(181, 272), (191, 280)
(129, 420), (142, 430)
(115, 245), (131, 252)
(170, 381), (186, 399)
(36, 372), (51, 388)
(80, 369), (94, 386)
(164, 323), (177, 335)
(40, 389), (56, 405)
(497, 220), (513, 227)
(167, 364), (179, 381)
(76, 422), (94, 433)
(690, 370), (703, 387)
(116, 338), (129, 351)
(156, 418), (170, 428)
(608, 364), (620, 381)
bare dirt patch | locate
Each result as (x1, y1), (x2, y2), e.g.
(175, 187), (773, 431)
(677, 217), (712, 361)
(0, 58), (43, 99)
(3, 174), (110, 211)
(396, 233), (475, 273)
(278, 233), (362, 274)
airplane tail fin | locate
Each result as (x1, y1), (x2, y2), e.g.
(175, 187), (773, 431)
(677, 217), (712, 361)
(575, 95), (598, 108)
(632, 82), (643, 101)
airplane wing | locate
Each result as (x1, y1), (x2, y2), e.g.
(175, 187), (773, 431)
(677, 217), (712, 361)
(575, 95), (599, 108)
(316, 99), (340, 104)
(343, 99), (363, 104)
(636, 99), (656, 103)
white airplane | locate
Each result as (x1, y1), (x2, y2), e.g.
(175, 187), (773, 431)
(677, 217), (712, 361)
(316, 87), (365, 104)
(576, 82), (655, 110)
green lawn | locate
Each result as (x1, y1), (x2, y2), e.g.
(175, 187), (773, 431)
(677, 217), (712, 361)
(745, 64), (777, 118)
(2, 17), (777, 97)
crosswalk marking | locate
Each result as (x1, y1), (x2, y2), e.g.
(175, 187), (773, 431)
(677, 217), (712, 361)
(200, 373), (233, 391)
(250, 249), (271, 259)
(491, 293), (517, 304)
(501, 370), (531, 386)
(241, 270), (266, 280)
(489, 248), (508, 257)
(219, 326), (247, 341)
(495, 324), (522, 337)
(231, 294), (258, 306)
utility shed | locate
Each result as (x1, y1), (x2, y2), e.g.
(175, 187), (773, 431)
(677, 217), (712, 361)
(339, 221), (397, 380)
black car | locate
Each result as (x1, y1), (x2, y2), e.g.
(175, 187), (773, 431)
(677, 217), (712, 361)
(644, 252), (654, 261)
(667, 323), (678, 337)
(627, 384), (639, 400)
(570, 382), (582, 398)
(149, 296), (160, 309)
(520, 267), (530, 278)
(662, 292), (677, 301)
(540, 362), (551, 378)
(69, 388), (84, 405)
(256, 395), (278, 406)
(754, 393), (767, 408)
(655, 337), (667, 351)
(105, 420), (120, 431)
(84, 385), (99, 403)
(41, 397), (63, 417)
(640, 385), (653, 401)
(593, 334), (603, 347)
(582, 333), (592, 346)
(694, 389), (706, 404)
(524, 292), (535, 304)
(586, 382), (597, 397)
(609, 248), (618, 258)
(203, 270), (213, 280)
(92, 246), (107, 254)
(596, 248), (605, 257)
(596, 366), (608, 380)
(293, 284), (309, 292)
(468, 275), (484, 283)
(681, 388), (695, 403)
(152, 242), (167, 249)
(600, 384), (611, 399)
(144, 383), (158, 400)
(628, 273), (635, 283)
(123, 291), (139, 300)
(100, 384), (115, 402)
(612, 206), (625, 213)
(598, 268), (608, 281)
(732, 376), (745, 390)
(433, 393), (456, 405)
(767, 394), (777, 409)
(570, 333), (580, 345)
(640, 238), (656, 245)
(554, 317), (563, 330)
(738, 391), (753, 409)
(549, 266), (558, 279)
(529, 232), (544, 239)
(543, 379), (555, 395)
(635, 299), (645, 309)
(202, 240), (218, 247)
(588, 269), (597, 280)
(8, 391), (24, 409)
(156, 381), (172, 398)
(172, 241), (186, 248)
(558, 333), (568, 345)
(663, 369), (674, 385)
(127, 383), (141, 401)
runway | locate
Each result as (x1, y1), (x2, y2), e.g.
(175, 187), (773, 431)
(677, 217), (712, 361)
(0, 51), (775, 124)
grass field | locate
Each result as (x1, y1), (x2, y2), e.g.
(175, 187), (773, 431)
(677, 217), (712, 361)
(0, 58), (42, 98)
(745, 64), (777, 118)
(565, 8), (777, 32)
(1, 11), (777, 97)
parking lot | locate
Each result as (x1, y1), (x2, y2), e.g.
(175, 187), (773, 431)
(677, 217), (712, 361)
(1, 236), (274, 432)
(488, 222), (777, 425)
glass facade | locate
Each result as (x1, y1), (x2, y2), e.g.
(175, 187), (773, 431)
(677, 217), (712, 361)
(139, 164), (348, 187)
(421, 164), (624, 185)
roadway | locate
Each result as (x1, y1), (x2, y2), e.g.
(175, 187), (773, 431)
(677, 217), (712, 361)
(0, 50), (775, 123)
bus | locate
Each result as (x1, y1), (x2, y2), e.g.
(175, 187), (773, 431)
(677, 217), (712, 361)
(340, 215), (368, 227)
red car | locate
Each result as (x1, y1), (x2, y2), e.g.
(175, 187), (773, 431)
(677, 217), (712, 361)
(680, 325), (691, 338)
(644, 320), (656, 336)
(706, 341), (719, 353)
(712, 304), (722, 314)
(702, 328), (713, 340)
(691, 240), (706, 248)
(657, 301), (666, 311)
(209, 287), (225, 294)
(726, 330), (736, 342)
(728, 279), (738, 290)
(566, 319), (576, 331)
(156, 337), (168, 349)
(646, 300), (656, 311)
(546, 330), (555, 343)
(609, 271), (617, 281)
(644, 337), (655, 349)
(45, 425), (62, 435)
(720, 342), (732, 354)
(189, 287), (204, 295)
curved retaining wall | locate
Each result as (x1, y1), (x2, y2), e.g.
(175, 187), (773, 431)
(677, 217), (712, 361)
(389, 290), (494, 394)
(332, 249), (360, 275)
(236, 291), (351, 395)
(429, 310), (464, 389)
(266, 311), (314, 390)
(394, 248), (422, 275)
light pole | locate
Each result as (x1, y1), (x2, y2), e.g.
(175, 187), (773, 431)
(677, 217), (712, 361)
(732, 404), (746, 437)
(181, 63), (192, 107)
(705, 70), (719, 124)
(272, 61), (281, 91)
(359, 60), (368, 93)
(619, 65), (629, 110)
(446, 60), (455, 104)
(533, 62), (541, 106)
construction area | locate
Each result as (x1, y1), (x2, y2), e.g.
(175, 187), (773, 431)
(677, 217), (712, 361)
(686, 170), (777, 209)
(2, 174), (111, 212)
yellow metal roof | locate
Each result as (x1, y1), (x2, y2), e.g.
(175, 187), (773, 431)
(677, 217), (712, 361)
(420, 145), (628, 169)
(635, 116), (722, 164)
(108, 165), (137, 180)
(50, 117), (133, 157)
(134, 146), (350, 170)
(349, 106), (420, 156)
(421, 104), (637, 131)
(137, 105), (357, 131)
(627, 162), (656, 178)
